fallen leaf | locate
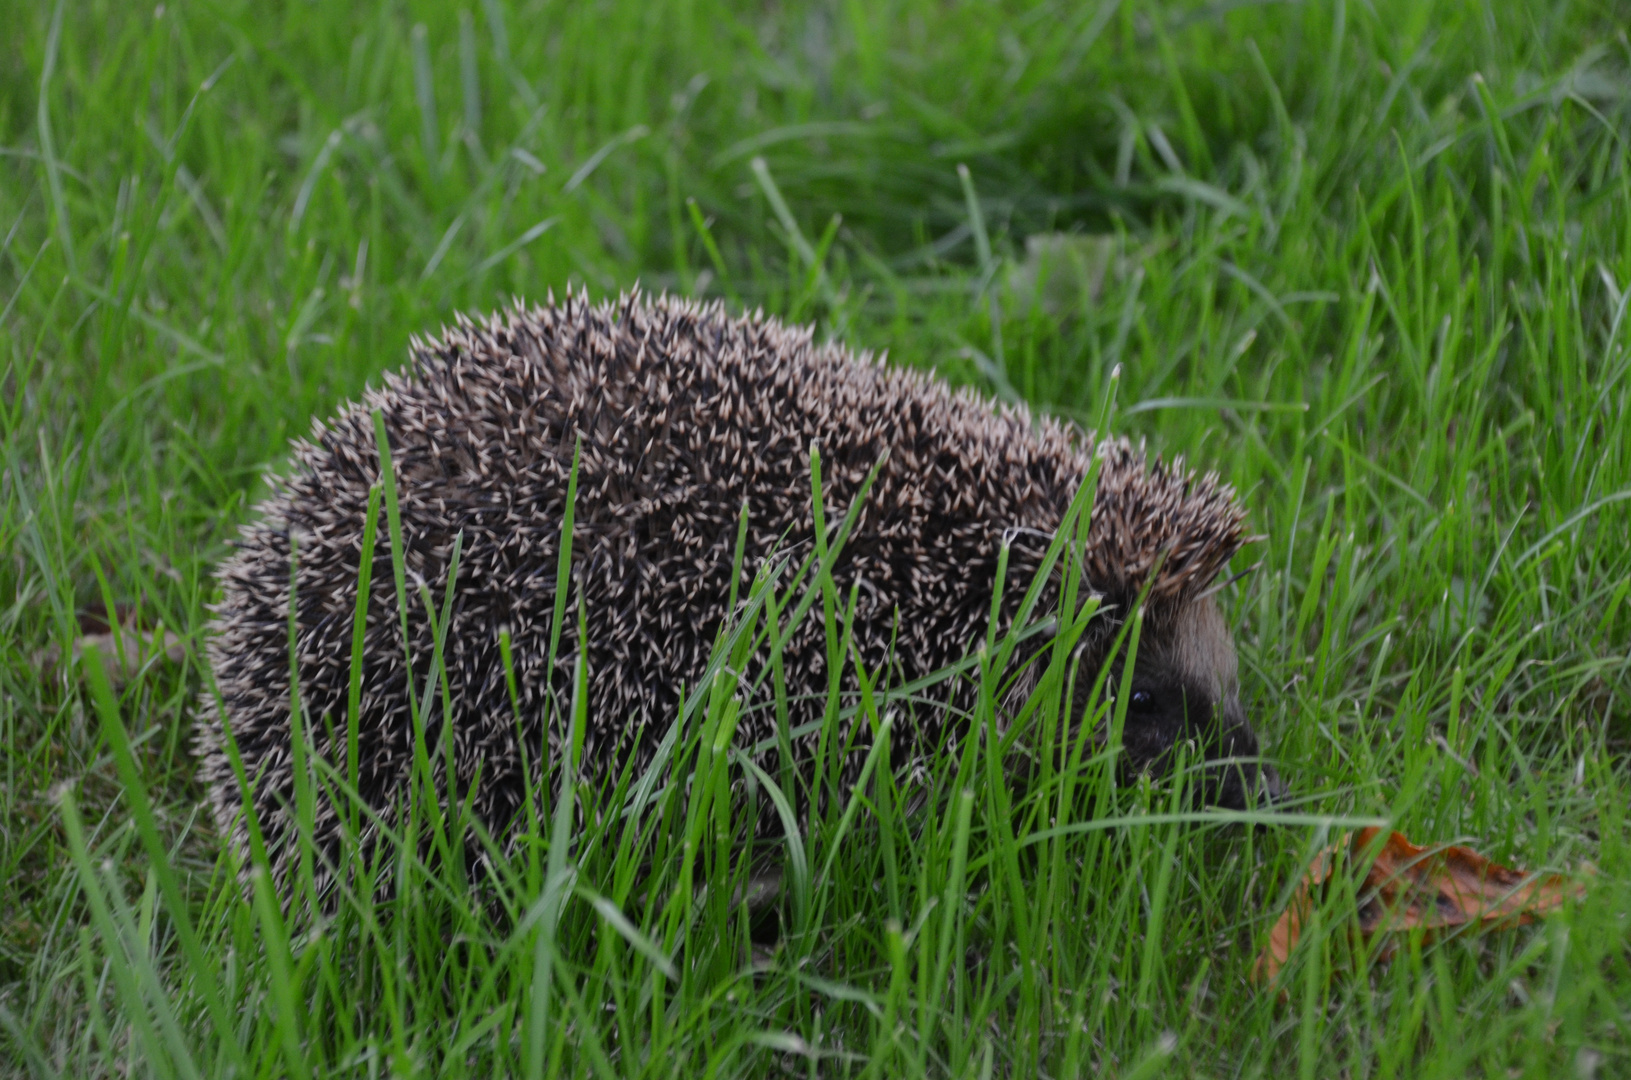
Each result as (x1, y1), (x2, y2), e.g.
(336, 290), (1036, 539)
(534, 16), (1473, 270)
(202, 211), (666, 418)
(1253, 827), (1587, 988)
(73, 598), (139, 636)
(35, 621), (186, 689)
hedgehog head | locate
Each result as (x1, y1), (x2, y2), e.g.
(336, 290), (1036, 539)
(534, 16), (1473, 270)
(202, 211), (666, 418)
(1107, 589), (1279, 808)
(1035, 438), (1273, 807)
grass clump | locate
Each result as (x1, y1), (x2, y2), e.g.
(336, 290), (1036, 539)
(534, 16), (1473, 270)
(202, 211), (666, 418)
(2, 0), (1628, 1076)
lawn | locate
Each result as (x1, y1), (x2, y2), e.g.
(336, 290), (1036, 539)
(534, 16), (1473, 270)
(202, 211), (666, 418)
(2, 0), (1629, 1076)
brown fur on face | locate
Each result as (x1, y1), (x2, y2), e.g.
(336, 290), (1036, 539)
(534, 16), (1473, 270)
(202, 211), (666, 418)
(1092, 595), (1278, 808)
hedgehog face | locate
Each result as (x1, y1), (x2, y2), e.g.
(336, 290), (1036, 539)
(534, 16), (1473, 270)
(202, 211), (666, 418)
(1110, 597), (1282, 809)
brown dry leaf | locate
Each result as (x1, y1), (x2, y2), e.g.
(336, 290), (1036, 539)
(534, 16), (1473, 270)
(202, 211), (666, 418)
(1253, 826), (1587, 988)
(35, 621), (186, 689)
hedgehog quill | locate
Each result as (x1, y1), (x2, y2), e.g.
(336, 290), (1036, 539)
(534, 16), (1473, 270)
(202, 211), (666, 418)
(199, 290), (1279, 896)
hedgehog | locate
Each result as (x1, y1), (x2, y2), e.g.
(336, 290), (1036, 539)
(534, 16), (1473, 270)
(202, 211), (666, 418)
(198, 290), (1279, 896)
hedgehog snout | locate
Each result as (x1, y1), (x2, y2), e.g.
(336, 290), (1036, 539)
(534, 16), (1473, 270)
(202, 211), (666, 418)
(1206, 693), (1283, 810)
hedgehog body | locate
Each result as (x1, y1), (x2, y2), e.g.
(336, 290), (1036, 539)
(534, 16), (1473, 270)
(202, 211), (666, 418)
(200, 292), (1261, 892)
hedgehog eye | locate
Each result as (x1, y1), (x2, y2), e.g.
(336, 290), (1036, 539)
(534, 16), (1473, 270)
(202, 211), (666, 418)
(1129, 689), (1156, 715)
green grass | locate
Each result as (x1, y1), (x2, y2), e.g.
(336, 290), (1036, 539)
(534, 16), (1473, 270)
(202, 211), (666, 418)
(3, 0), (1630, 1075)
